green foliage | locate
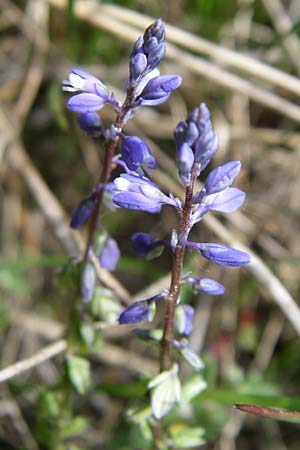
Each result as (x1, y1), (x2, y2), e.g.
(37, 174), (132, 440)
(169, 424), (206, 448)
(148, 364), (181, 419)
(91, 285), (122, 322)
(66, 355), (91, 395)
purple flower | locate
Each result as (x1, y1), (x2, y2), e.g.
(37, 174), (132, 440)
(62, 68), (108, 95)
(98, 237), (120, 271)
(62, 68), (114, 114)
(174, 103), (219, 179)
(191, 187), (246, 224)
(204, 160), (241, 195)
(129, 18), (165, 82)
(113, 173), (179, 213)
(187, 242), (250, 266)
(175, 304), (194, 337)
(193, 161), (242, 202)
(186, 277), (225, 295)
(176, 143), (195, 186)
(81, 262), (96, 302)
(119, 298), (156, 325)
(120, 136), (157, 171)
(77, 112), (104, 137)
(131, 232), (163, 257)
(138, 74), (182, 106)
(67, 93), (108, 114)
(70, 196), (96, 229)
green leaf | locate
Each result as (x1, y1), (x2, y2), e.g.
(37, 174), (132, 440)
(170, 425), (206, 448)
(96, 380), (146, 398)
(182, 374), (207, 402)
(91, 286), (121, 323)
(61, 415), (88, 438)
(200, 389), (300, 411)
(67, 355), (91, 394)
(148, 364), (181, 419)
(37, 390), (60, 419)
(145, 243), (164, 261)
(127, 404), (152, 424)
(80, 321), (96, 347)
(0, 268), (30, 294)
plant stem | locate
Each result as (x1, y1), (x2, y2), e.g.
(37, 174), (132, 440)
(84, 137), (117, 259)
(160, 177), (196, 371)
(83, 85), (137, 260)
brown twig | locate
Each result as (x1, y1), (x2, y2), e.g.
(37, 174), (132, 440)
(0, 339), (67, 384)
(0, 106), (131, 302)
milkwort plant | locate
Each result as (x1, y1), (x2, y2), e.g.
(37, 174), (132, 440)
(63, 18), (250, 449)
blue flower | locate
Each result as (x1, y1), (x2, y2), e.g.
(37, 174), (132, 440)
(174, 103), (219, 179)
(193, 160), (242, 202)
(186, 242), (250, 266)
(62, 68), (116, 114)
(70, 196), (97, 229)
(77, 112), (104, 137)
(98, 237), (120, 271)
(137, 74), (182, 106)
(176, 143), (195, 186)
(186, 276), (225, 295)
(119, 298), (156, 325)
(81, 262), (96, 302)
(129, 18), (165, 82)
(113, 173), (179, 213)
(191, 187), (246, 224)
(120, 136), (157, 171)
(175, 304), (194, 337)
(131, 232), (163, 257)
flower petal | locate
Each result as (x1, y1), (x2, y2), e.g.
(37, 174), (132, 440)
(67, 93), (106, 113)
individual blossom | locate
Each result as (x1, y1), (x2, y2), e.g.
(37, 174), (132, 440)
(119, 292), (168, 325)
(70, 184), (103, 229)
(175, 304), (194, 337)
(119, 299), (155, 325)
(185, 276), (225, 295)
(113, 173), (180, 213)
(98, 237), (120, 271)
(186, 241), (250, 267)
(191, 187), (246, 224)
(193, 160), (242, 201)
(120, 136), (157, 171)
(62, 67), (118, 113)
(131, 232), (164, 258)
(81, 262), (96, 302)
(176, 143), (195, 186)
(188, 159), (246, 224)
(77, 112), (104, 137)
(70, 196), (97, 229)
(137, 74), (182, 106)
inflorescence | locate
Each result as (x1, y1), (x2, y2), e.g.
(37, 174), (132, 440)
(62, 17), (250, 421)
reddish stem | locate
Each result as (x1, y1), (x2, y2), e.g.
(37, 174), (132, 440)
(159, 175), (196, 371)
(83, 85), (136, 260)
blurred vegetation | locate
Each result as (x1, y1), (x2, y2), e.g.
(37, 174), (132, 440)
(1, 0), (300, 449)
